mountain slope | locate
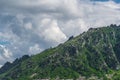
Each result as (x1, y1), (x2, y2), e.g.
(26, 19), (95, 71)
(1, 24), (120, 80)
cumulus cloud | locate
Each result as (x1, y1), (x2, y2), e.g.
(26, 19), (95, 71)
(0, 45), (13, 65)
(0, 65), (2, 68)
(40, 18), (67, 43)
(0, 0), (120, 66)
(29, 44), (42, 55)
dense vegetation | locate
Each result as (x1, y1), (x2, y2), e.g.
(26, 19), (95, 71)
(1, 24), (120, 80)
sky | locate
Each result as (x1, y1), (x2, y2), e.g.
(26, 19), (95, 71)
(0, 0), (120, 67)
(92, 0), (120, 3)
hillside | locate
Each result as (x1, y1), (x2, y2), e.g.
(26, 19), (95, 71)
(1, 24), (120, 80)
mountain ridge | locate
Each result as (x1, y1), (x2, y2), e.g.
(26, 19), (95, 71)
(1, 24), (120, 80)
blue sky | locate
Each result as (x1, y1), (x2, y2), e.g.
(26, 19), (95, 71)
(92, 0), (120, 3)
(0, 41), (10, 45)
(115, 0), (120, 3)
(0, 0), (120, 67)
(113, 0), (120, 3)
(110, 0), (120, 3)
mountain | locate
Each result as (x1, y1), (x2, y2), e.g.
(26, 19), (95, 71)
(1, 24), (120, 80)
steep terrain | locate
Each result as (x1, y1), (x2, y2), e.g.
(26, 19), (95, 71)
(1, 24), (120, 80)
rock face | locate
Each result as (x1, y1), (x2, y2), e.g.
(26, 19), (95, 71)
(1, 25), (120, 80)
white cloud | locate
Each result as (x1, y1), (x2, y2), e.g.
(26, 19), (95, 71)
(29, 44), (42, 55)
(60, 19), (88, 36)
(24, 22), (33, 30)
(3, 48), (12, 58)
(40, 19), (67, 43)
(0, 65), (2, 68)
(0, 45), (12, 58)
(0, 45), (13, 65)
(0, 0), (120, 66)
